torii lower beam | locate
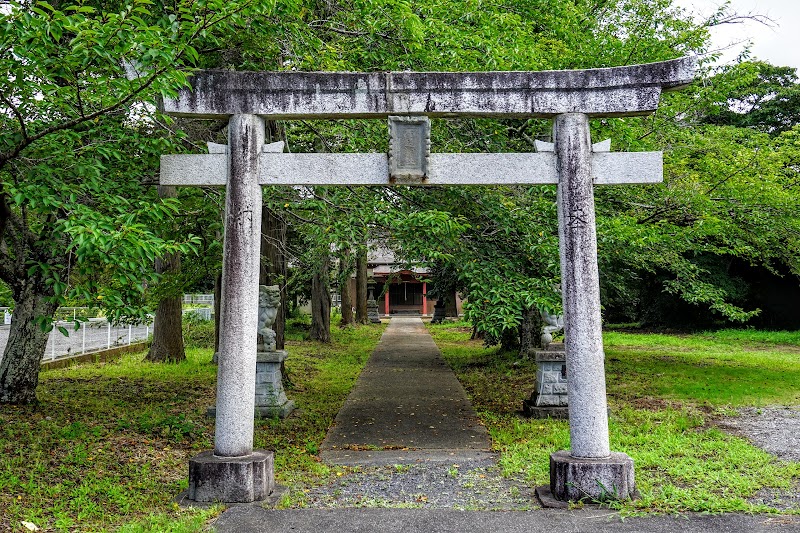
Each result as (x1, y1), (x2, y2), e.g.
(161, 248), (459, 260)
(161, 151), (663, 187)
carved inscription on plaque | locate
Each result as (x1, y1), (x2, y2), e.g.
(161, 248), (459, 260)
(389, 115), (430, 183)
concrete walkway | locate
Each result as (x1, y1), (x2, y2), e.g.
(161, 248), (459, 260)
(320, 317), (492, 465)
(212, 507), (798, 532)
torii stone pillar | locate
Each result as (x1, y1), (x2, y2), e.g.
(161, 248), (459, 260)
(546, 113), (633, 502)
(187, 115), (274, 503)
(161, 58), (696, 504)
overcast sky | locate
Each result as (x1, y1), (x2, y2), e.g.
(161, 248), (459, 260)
(674, 0), (800, 71)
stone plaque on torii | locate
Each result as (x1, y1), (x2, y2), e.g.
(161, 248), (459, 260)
(161, 58), (696, 504)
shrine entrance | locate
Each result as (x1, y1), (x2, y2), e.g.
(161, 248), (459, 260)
(159, 58), (696, 505)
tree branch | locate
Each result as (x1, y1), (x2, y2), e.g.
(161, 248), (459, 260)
(0, 94), (29, 143)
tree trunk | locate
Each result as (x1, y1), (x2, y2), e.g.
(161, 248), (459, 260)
(445, 288), (459, 317)
(260, 206), (288, 349)
(355, 248), (368, 324)
(500, 326), (520, 352)
(519, 305), (543, 358)
(146, 185), (185, 363)
(147, 288), (185, 362)
(310, 255), (331, 342)
(339, 264), (355, 328)
(0, 281), (59, 404)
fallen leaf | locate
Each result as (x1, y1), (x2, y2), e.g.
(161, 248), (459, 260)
(21, 521), (39, 531)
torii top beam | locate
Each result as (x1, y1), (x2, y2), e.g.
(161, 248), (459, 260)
(162, 57), (696, 120)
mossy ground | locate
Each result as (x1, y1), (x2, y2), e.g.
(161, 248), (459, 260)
(428, 321), (800, 514)
(2, 319), (798, 531)
(0, 320), (385, 532)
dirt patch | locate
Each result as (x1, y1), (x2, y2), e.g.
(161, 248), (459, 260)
(627, 398), (683, 411)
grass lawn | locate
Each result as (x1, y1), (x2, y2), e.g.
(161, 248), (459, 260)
(0, 320), (385, 532)
(428, 322), (800, 514)
(2, 318), (798, 530)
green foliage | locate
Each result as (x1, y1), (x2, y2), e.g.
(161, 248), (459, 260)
(200, 0), (729, 339)
(0, 0), (266, 324)
(181, 315), (215, 348)
(702, 61), (800, 134)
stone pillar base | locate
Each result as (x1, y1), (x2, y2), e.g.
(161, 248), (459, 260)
(549, 450), (636, 502)
(188, 450), (274, 503)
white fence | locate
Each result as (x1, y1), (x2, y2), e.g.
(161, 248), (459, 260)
(0, 298), (214, 364)
(42, 319), (152, 362)
(183, 294), (214, 305)
(0, 312), (152, 364)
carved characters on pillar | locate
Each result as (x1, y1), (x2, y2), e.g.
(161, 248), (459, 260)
(257, 285), (281, 352)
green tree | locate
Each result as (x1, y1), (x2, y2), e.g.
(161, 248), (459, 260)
(0, 0), (257, 403)
(210, 0), (717, 341)
(181, 0), (796, 341)
(702, 61), (800, 134)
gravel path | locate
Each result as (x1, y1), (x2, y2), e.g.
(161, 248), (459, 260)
(321, 317), (491, 465)
(717, 406), (800, 511)
(308, 317), (526, 510)
(299, 459), (536, 510)
(300, 406), (800, 512)
(720, 407), (800, 462)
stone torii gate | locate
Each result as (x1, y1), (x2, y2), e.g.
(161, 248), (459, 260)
(161, 58), (696, 504)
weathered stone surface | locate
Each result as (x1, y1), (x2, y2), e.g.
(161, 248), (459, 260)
(256, 350), (289, 364)
(188, 450), (274, 503)
(523, 403), (570, 420)
(214, 114), (264, 458)
(162, 58), (696, 118)
(366, 286), (382, 323)
(555, 113), (610, 460)
(389, 115), (430, 183)
(549, 450), (636, 502)
(160, 151), (662, 187)
(253, 350), (294, 419)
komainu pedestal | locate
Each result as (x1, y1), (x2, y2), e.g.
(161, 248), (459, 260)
(523, 345), (568, 419)
(254, 350), (295, 418)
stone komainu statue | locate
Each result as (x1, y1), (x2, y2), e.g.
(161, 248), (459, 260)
(257, 285), (281, 351)
(540, 309), (564, 349)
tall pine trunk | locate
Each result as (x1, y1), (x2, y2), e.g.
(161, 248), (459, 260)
(355, 248), (368, 324)
(310, 255), (331, 342)
(340, 278), (354, 327)
(339, 250), (355, 327)
(0, 280), (59, 404)
(145, 185), (185, 363)
(519, 305), (543, 358)
(445, 288), (459, 317)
